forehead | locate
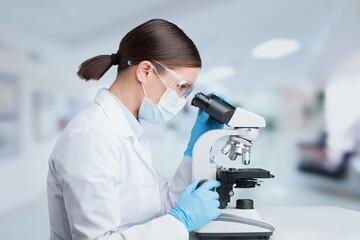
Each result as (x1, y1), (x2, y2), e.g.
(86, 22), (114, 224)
(171, 67), (200, 83)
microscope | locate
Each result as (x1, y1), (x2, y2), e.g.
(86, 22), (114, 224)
(191, 93), (275, 240)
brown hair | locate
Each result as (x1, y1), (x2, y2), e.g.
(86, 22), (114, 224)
(77, 19), (202, 81)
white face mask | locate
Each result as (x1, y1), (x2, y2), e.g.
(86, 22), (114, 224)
(138, 86), (187, 124)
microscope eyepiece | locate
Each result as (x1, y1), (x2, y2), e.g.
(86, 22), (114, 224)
(191, 93), (236, 124)
(191, 93), (210, 110)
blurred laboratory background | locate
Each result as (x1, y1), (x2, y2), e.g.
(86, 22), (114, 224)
(1, 0), (360, 239)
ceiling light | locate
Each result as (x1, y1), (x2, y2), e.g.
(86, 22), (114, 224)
(252, 38), (300, 59)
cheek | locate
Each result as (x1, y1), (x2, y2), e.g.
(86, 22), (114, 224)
(147, 77), (166, 104)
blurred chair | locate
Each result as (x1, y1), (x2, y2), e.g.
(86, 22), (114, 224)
(298, 132), (355, 179)
(298, 79), (360, 179)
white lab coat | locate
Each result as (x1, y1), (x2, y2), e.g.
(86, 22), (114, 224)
(47, 89), (192, 240)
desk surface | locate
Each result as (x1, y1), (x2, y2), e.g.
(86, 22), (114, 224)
(258, 206), (360, 240)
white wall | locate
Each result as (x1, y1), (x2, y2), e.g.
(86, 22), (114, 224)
(0, 46), (88, 215)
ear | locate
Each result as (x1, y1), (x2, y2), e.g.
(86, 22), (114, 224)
(135, 61), (153, 84)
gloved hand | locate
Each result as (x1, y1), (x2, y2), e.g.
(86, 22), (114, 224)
(184, 94), (225, 157)
(168, 179), (221, 232)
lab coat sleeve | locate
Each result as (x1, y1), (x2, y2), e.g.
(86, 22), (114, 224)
(156, 155), (193, 214)
(57, 126), (188, 240)
(111, 215), (188, 240)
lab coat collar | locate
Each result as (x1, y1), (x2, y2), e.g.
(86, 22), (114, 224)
(95, 88), (136, 138)
(103, 88), (143, 140)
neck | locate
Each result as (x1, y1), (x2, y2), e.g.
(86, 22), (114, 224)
(109, 70), (143, 118)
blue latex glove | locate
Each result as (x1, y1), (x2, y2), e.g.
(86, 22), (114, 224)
(184, 94), (225, 157)
(168, 179), (221, 232)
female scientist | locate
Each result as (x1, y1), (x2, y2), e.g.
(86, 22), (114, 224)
(47, 19), (223, 240)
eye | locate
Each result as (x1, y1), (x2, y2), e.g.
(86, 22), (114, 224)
(177, 82), (191, 91)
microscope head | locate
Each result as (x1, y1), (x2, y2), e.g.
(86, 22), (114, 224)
(191, 93), (266, 165)
(191, 93), (266, 128)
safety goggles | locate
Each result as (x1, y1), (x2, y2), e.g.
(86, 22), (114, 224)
(152, 61), (195, 98)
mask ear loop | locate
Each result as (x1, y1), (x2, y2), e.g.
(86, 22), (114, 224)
(141, 83), (148, 98)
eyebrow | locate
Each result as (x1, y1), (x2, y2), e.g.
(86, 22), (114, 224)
(178, 82), (191, 87)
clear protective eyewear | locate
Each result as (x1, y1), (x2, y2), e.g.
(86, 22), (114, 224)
(151, 61), (195, 98)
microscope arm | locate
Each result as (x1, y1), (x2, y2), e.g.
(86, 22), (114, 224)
(192, 129), (242, 180)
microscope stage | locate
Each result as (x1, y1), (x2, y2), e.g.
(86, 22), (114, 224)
(218, 168), (274, 179)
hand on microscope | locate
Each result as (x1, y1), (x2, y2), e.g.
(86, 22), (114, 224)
(184, 94), (225, 157)
(168, 179), (221, 232)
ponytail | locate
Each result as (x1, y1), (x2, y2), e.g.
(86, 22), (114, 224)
(77, 54), (118, 81)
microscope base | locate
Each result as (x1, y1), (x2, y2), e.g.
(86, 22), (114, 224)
(197, 233), (271, 240)
(194, 208), (274, 240)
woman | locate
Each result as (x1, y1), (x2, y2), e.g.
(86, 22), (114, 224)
(47, 19), (223, 240)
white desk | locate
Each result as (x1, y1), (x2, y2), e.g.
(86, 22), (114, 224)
(190, 206), (360, 240)
(258, 206), (360, 240)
